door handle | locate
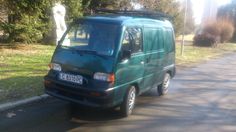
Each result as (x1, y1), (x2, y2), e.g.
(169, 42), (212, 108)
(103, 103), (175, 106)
(146, 58), (150, 63)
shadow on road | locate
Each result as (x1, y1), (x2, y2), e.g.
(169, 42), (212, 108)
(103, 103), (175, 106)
(69, 89), (160, 122)
(69, 105), (123, 122)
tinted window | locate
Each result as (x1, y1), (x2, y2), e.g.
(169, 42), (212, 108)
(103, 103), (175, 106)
(122, 27), (143, 53)
(145, 28), (164, 51)
(165, 29), (175, 52)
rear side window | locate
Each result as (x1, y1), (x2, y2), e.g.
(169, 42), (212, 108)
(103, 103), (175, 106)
(144, 28), (164, 52)
(164, 29), (175, 52)
(121, 27), (143, 54)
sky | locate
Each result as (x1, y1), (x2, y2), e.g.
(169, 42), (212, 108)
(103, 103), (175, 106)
(132, 0), (231, 24)
(191, 0), (231, 24)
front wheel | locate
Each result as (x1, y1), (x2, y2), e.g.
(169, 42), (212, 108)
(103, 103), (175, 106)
(158, 73), (171, 96)
(120, 86), (136, 117)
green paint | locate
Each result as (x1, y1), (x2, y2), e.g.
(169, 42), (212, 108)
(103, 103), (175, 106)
(46, 15), (176, 108)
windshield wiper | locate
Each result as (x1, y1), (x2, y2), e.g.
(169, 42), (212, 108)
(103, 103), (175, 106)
(73, 49), (108, 59)
(77, 49), (97, 54)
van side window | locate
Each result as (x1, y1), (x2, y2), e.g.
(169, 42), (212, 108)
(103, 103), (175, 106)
(122, 27), (142, 53)
(165, 30), (175, 52)
(144, 28), (164, 51)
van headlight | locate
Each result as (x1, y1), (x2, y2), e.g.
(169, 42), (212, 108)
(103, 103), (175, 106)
(49, 63), (62, 71)
(94, 72), (115, 82)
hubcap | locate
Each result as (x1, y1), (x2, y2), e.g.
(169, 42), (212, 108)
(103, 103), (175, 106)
(163, 74), (170, 93)
(128, 88), (136, 111)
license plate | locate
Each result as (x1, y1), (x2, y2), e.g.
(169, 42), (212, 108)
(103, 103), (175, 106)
(59, 73), (83, 84)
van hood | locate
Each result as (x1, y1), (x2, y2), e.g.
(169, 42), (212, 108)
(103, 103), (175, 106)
(51, 47), (115, 76)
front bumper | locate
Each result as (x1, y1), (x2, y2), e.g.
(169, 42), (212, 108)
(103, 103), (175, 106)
(44, 76), (116, 108)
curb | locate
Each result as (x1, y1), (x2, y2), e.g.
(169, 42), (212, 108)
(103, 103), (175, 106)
(0, 94), (50, 112)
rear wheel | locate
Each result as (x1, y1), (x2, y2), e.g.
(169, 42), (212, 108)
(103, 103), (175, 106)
(120, 86), (136, 117)
(158, 73), (171, 96)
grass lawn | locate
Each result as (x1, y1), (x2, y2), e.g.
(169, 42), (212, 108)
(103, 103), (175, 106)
(176, 34), (194, 42)
(0, 43), (236, 104)
(0, 44), (55, 103)
(176, 43), (236, 67)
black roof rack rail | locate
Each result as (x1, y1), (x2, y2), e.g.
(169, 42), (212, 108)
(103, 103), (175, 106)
(94, 9), (173, 20)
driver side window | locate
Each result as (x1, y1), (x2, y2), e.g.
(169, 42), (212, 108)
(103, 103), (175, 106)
(122, 27), (143, 54)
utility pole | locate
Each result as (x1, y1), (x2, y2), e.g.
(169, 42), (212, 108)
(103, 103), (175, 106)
(181, 0), (188, 56)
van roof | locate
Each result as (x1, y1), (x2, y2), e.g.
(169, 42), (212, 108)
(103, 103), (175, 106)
(82, 15), (173, 27)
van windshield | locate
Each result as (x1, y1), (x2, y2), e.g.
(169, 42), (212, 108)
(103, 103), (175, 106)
(60, 23), (118, 56)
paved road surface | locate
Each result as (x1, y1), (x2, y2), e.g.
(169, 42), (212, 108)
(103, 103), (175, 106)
(1, 53), (236, 132)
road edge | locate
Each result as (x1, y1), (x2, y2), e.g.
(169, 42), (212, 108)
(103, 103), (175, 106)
(0, 94), (50, 112)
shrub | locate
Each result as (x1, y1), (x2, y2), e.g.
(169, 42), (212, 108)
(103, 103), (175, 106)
(202, 22), (221, 38)
(218, 20), (234, 43)
(0, 20), (44, 43)
(194, 22), (220, 47)
(193, 33), (219, 47)
(194, 20), (234, 47)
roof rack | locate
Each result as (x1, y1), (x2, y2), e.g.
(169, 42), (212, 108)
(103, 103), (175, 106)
(95, 9), (172, 20)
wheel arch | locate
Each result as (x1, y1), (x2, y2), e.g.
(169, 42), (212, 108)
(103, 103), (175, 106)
(132, 83), (140, 95)
(165, 67), (176, 78)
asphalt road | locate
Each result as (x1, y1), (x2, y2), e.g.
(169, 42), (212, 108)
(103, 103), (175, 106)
(1, 53), (236, 132)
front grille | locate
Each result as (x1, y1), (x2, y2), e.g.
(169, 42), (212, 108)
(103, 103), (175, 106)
(53, 82), (90, 96)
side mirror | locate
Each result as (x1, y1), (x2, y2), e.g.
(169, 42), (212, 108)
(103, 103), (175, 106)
(122, 50), (132, 60)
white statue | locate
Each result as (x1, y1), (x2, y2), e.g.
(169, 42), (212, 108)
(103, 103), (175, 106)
(53, 2), (68, 45)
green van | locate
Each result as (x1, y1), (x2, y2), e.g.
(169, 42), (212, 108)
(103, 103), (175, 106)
(44, 11), (176, 117)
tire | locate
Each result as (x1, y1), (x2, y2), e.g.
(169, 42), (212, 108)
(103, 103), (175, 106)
(158, 73), (171, 96)
(120, 86), (136, 117)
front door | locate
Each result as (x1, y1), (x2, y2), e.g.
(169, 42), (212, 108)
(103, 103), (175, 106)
(116, 27), (145, 94)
